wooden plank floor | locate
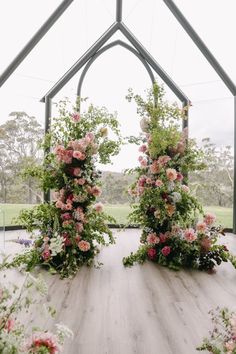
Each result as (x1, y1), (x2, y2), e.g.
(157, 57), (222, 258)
(1, 229), (236, 354)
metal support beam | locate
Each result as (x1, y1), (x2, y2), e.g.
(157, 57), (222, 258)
(182, 100), (189, 131)
(116, 0), (123, 22)
(119, 22), (189, 103)
(41, 22), (119, 101)
(77, 40), (155, 98)
(163, 0), (236, 95)
(0, 0), (74, 88)
(233, 96), (236, 233)
(44, 96), (52, 203)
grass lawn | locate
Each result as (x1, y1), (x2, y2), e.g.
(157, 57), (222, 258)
(0, 203), (233, 228)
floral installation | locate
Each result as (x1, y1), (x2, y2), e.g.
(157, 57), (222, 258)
(197, 307), (236, 353)
(123, 85), (236, 272)
(2, 99), (122, 278)
(0, 273), (73, 353)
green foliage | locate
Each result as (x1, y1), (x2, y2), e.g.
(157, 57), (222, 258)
(3, 100), (121, 278)
(123, 84), (236, 272)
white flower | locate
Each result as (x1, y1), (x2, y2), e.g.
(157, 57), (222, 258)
(167, 181), (175, 192)
(140, 117), (150, 133)
(49, 233), (64, 256)
(55, 323), (74, 343)
(172, 192), (182, 203)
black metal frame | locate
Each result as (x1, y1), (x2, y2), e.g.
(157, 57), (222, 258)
(1, 0), (235, 231)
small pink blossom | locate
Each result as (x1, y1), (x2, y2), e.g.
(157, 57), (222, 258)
(91, 186), (102, 197)
(85, 132), (95, 143)
(61, 213), (71, 220)
(55, 200), (63, 209)
(147, 233), (160, 245)
(146, 178), (152, 184)
(176, 172), (184, 181)
(73, 167), (81, 176)
(54, 145), (64, 155)
(159, 233), (168, 243)
(73, 150), (86, 160)
(196, 222), (207, 233)
(71, 112), (81, 122)
(5, 318), (14, 333)
(166, 168), (177, 181)
(139, 144), (147, 153)
(182, 185), (190, 193)
(204, 213), (216, 226)
(75, 223), (84, 233)
(147, 248), (157, 260)
(78, 240), (91, 252)
(150, 161), (161, 174)
(158, 155), (171, 166)
(155, 179), (163, 187)
(94, 202), (103, 213)
(184, 228), (197, 242)
(140, 159), (148, 167)
(161, 246), (171, 256)
(42, 247), (51, 261)
(77, 178), (86, 185)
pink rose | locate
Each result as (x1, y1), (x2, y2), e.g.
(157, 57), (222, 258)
(150, 161), (161, 174)
(55, 200), (63, 209)
(61, 213), (71, 220)
(54, 145), (64, 155)
(147, 248), (157, 260)
(159, 233), (168, 243)
(204, 213), (216, 226)
(138, 176), (147, 187)
(147, 233), (160, 245)
(182, 185), (190, 193)
(78, 240), (91, 252)
(91, 186), (102, 197)
(138, 144), (147, 153)
(140, 159), (148, 167)
(158, 155), (171, 166)
(71, 112), (81, 122)
(77, 178), (86, 185)
(42, 247), (51, 260)
(196, 222), (207, 233)
(146, 178), (152, 184)
(184, 228), (197, 242)
(94, 202), (103, 213)
(73, 167), (81, 176)
(155, 179), (163, 187)
(166, 168), (177, 181)
(161, 246), (171, 256)
(73, 150), (85, 160)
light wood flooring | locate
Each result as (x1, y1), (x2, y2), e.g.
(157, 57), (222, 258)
(1, 229), (236, 354)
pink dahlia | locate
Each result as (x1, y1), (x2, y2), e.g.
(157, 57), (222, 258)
(166, 168), (177, 181)
(196, 222), (207, 233)
(138, 144), (147, 153)
(161, 246), (171, 256)
(184, 228), (197, 242)
(71, 112), (81, 122)
(150, 161), (161, 174)
(147, 233), (160, 245)
(147, 248), (157, 260)
(94, 202), (103, 213)
(78, 240), (91, 252)
(155, 179), (163, 187)
(204, 213), (216, 226)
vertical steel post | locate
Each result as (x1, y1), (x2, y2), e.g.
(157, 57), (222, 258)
(44, 96), (52, 203)
(116, 0), (123, 22)
(233, 96), (236, 233)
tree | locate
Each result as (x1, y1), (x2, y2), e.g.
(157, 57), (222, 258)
(190, 138), (233, 207)
(0, 112), (44, 203)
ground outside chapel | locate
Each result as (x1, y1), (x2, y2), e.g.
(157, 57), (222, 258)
(2, 228), (236, 354)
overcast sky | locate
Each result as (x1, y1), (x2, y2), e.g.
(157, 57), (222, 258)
(0, 0), (235, 172)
